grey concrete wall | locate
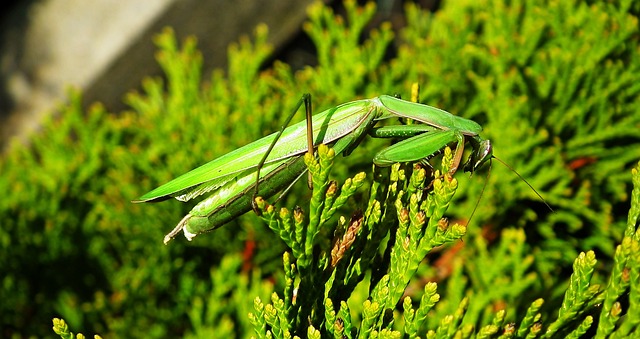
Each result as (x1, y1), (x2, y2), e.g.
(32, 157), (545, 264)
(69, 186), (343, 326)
(0, 0), (315, 152)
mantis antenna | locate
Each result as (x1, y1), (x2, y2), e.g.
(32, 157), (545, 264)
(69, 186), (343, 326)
(467, 155), (555, 228)
(493, 156), (554, 212)
(465, 159), (492, 228)
(466, 156), (553, 229)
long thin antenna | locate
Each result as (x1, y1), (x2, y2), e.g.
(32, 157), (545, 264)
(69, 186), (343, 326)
(466, 159), (491, 226)
(492, 156), (554, 212)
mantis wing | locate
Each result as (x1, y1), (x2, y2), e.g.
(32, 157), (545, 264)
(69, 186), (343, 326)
(134, 99), (379, 202)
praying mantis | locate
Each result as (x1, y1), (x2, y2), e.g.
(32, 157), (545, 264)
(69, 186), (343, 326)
(133, 93), (504, 244)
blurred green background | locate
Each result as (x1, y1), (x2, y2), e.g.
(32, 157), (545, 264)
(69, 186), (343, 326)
(1, 0), (639, 337)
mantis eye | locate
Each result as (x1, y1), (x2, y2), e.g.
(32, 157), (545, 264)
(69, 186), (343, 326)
(464, 139), (493, 173)
(476, 140), (493, 166)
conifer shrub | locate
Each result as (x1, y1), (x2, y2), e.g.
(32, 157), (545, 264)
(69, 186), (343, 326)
(0, 0), (638, 337)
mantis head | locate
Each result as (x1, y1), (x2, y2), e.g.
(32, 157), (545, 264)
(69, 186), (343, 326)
(463, 138), (493, 173)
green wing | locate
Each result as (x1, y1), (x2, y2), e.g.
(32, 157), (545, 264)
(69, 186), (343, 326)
(134, 99), (378, 202)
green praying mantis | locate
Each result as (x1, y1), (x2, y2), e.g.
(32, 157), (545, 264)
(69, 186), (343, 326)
(134, 92), (542, 244)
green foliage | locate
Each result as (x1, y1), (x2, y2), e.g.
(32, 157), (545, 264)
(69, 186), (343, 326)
(250, 145), (463, 337)
(52, 318), (102, 339)
(391, 0), (640, 262)
(0, 0), (637, 337)
(249, 157), (640, 337)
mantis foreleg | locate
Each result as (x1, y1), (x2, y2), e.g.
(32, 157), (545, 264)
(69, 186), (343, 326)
(373, 129), (466, 175)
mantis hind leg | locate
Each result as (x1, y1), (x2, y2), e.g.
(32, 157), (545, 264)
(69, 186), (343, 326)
(252, 94), (314, 213)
